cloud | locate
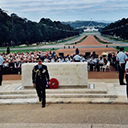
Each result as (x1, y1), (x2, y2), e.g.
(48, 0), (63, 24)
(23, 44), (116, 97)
(0, 0), (128, 21)
(1, 0), (128, 11)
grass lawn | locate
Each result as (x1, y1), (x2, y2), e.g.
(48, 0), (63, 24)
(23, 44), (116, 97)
(0, 35), (80, 49)
(124, 47), (128, 52)
(94, 35), (112, 44)
(0, 48), (58, 53)
(66, 35), (87, 45)
(102, 35), (128, 43)
(115, 46), (128, 52)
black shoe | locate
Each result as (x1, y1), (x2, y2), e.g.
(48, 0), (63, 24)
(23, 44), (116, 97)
(120, 83), (126, 85)
(42, 105), (45, 108)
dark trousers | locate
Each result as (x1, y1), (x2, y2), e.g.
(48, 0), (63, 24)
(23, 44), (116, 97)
(36, 85), (46, 107)
(96, 63), (100, 72)
(0, 65), (3, 85)
(126, 74), (128, 98)
(90, 64), (95, 71)
(119, 63), (125, 84)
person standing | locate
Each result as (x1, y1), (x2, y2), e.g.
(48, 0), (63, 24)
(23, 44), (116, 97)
(32, 57), (50, 108)
(7, 46), (10, 54)
(75, 48), (79, 55)
(116, 47), (128, 85)
(73, 50), (81, 62)
(125, 61), (128, 99)
(0, 54), (4, 86)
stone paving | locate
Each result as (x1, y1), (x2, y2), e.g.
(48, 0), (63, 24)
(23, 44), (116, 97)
(0, 104), (128, 127)
(0, 79), (128, 127)
(0, 123), (128, 128)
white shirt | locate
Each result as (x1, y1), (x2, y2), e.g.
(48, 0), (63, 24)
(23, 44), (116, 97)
(116, 51), (127, 63)
(51, 58), (55, 63)
(99, 59), (104, 64)
(58, 58), (64, 62)
(125, 61), (128, 70)
(0, 56), (4, 65)
(86, 58), (91, 64)
(90, 58), (97, 64)
(38, 65), (42, 69)
(125, 61), (128, 74)
(73, 55), (81, 61)
(3, 62), (9, 67)
(44, 58), (49, 63)
(81, 57), (86, 62)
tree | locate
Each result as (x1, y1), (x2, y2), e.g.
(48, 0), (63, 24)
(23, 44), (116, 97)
(0, 8), (79, 46)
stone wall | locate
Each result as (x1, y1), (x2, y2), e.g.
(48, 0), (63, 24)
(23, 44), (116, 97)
(22, 62), (88, 88)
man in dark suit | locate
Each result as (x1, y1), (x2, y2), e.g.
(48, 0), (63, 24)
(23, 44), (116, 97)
(32, 57), (50, 108)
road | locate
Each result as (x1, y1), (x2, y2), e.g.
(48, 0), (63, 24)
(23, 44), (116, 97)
(0, 33), (86, 51)
(1, 32), (128, 52)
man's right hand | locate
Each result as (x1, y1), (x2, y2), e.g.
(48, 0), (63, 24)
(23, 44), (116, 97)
(33, 83), (36, 88)
(126, 69), (128, 73)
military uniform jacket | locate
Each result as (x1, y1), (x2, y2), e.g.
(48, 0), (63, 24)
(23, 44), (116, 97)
(32, 64), (50, 87)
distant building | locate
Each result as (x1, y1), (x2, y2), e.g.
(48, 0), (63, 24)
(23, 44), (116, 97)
(84, 19), (99, 32)
(84, 27), (99, 32)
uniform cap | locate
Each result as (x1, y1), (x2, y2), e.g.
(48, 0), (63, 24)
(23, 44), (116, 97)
(37, 57), (42, 61)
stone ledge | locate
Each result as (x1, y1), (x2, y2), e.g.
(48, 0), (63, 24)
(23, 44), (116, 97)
(0, 94), (117, 99)
(1, 97), (128, 105)
(0, 88), (107, 94)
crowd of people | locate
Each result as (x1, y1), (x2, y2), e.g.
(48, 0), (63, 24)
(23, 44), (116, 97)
(1, 47), (128, 100)
(0, 48), (121, 75)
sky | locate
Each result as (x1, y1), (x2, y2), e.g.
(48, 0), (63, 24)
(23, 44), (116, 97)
(0, 0), (128, 22)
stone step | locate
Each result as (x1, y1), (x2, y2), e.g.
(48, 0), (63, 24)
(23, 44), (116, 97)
(0, 88), (107, 95)
(0, 97), (126, 105)
(0, 93), (117, 99)
(47, 94), (118, 98)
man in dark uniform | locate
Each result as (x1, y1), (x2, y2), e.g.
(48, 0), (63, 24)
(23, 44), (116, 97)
(32, 57), (50, 108)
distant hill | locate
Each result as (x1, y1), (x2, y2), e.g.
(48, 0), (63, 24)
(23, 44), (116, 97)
(61, 21), (109, 29)
(100, 18), (128, 40)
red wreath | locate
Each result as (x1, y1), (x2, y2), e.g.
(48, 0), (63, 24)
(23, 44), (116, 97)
(49, 78), (59, 89)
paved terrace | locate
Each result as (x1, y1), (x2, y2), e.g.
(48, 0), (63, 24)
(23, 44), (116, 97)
(0, 79), (128, 128)
(0, 79), (128, 104)
(0, 104), (128, 128)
